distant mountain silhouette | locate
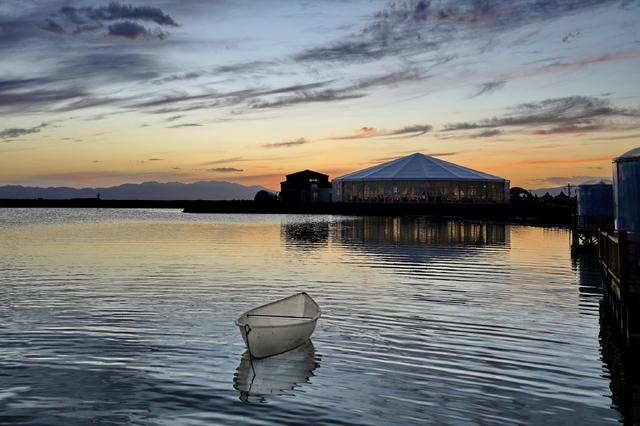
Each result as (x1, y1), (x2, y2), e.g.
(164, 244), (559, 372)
(0, 181), (273, 200)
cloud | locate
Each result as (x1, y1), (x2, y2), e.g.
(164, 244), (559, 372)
(131, 69), (426, 114)
(540, 48), (640, 73)
(562, 31), (581, 43)
(208, 167), (243, 173)
(262, 138), (311, 148)
(249, 90), (365, 109)
(471, 129), (502, 138)
(0, 50), (167, 115)
(594, 133), (640, 141)
(108, 21), (160, 39)
(71, 22), (104, 35)
(387, 124), (432, 137)
(60, 3), (178, 27)
(329, 124), (432, 140)
(56, 52), (161, 82)
(502, 156), (612, 167)
(167, 123), (202, 128)
(294, 41), (385, 63)
(330, 127), (381, 140)
(371, 151), (459, 162)
(0, 83), (89, 113)
(32, 3), (179, 40)
(39, 18), (65, 34)
(165, 115), (184, 122)
(0, 78), (49, 92)
(530, 124), (605, 135)
(201, 157), (246, 166)
(294, 0), (625, 65)
(536, 175), (608, 185)
(130, 80), (337, 112)
(152, 72), (206, 85)
(27, 169), (187, 184)
(352, 68), (428, 91)
(428, 151), (458, 157)
(443, 96), (640, 134)
(54, 97), (118, 112)
(470, 81), (506, 98)
(214, 60), (274, 75)
(0, 123), (48, 140)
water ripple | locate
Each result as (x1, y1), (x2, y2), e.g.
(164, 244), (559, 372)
(0, 209), (624, 425)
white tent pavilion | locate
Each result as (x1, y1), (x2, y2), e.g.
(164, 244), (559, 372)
(332, 153), (509, 203)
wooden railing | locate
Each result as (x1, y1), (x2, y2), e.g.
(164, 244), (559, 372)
(597, 229), (640, 302)
(598, 230), (625, 286)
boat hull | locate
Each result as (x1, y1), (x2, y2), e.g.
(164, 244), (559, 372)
(239, 320), (317, 358)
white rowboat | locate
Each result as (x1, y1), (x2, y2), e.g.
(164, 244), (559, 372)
(235, 292), (321, 358)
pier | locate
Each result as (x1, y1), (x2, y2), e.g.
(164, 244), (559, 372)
(598, 229), (640, 345)
(571, 215), (612, 251)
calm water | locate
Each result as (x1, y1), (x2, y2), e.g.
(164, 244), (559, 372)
(0, 209), (631, 425)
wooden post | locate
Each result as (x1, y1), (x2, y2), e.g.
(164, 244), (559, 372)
(619, 230), (628, 294)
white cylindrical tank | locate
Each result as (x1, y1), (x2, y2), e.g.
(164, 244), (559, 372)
(613, 146), (640, 240)
(576, 178), (613, 218)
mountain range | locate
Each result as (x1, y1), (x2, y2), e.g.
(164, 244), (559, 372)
(0, 181), (272, 200)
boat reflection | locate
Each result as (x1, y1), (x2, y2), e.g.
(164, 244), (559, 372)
(233, 341), (320, 403)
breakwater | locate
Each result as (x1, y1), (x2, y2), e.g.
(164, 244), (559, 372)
(184, 201), (572, 225)
(0, 199), (572, 225)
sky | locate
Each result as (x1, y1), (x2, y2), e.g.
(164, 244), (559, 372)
(1, 0), (639, 190)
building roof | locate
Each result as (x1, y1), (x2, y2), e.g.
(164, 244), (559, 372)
(334, 153), (506, 182)
(614, 146), (640, 162)
(578, 178), (612, 187)
(285, 169), (328, 179)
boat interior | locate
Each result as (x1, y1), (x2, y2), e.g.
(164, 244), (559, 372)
(237, 293), (320, 327)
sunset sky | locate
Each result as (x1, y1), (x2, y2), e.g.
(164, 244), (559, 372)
(1, 0), (639, 190)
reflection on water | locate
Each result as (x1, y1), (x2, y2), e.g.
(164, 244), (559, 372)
(283, 220), (330, 246)
(334, 217), (508, 246)
(234, 341), (320, 403)
(574, 251), (640, 424)
(573, 252), (604, 305)
(600, 317), (640, 425)
(0, 209), (634, 425)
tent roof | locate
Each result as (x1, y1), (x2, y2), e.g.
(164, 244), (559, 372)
(335, 153), (506, 182)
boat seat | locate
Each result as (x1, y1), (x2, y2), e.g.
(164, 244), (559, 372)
(247, 314), (313, 319)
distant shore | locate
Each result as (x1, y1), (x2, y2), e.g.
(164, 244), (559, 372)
(0, 199), (573, 226)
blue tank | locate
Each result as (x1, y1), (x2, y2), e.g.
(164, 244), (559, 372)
(613, 146), (640, 241)
(576, 178), (613, 218)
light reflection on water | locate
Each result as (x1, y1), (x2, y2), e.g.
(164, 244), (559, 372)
(0, 208), (631, 425)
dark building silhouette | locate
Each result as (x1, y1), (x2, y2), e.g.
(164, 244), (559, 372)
(280, 170), (332, 203)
